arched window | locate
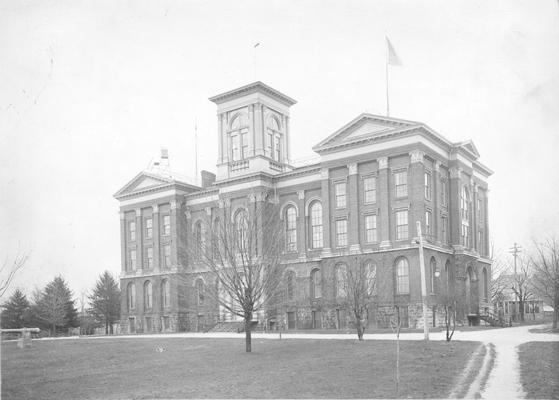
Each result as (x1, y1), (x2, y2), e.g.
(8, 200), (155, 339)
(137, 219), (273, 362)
(364, 261), (377, 296)
(430, 257), (437, 294)
(195, 279), (205, 306)
(285, 206), (297, 252)
(309, 201), (323, 249)
(194, 220), (204, 259)
(286, 270), (295, 301)
(310, 268), (322, 298)
(234, 209), (248, 252)
(268, 116), (281, 131)
(395, 257), (409, 294)
(229, 114), (249, 161)
(335, 264), (347, 298)
(127, 282), (136, 311)
(482, 268), (488, 302)
(161, 279), (170, 309)
(144, 281), (153, 310)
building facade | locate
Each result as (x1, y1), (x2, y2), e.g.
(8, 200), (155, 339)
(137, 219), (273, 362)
(114, 82), (493, 333)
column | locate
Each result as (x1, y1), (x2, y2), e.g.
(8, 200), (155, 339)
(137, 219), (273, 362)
(248, 105), (255, 157)
(297, 190), (306, 259)
(320, 167), (332, 257)
(433, 161), (441, 245)
(135, 208), (143, 272)
(348, 162), (361, 254)
(217, 113), (224, 163)
(409, 150), (425, 243)
(284, 115), (291, 164)
(378, 157), (391, 248)
(472, 181), (478, 252)
(152, 205), (160, 272)
(449, 167), (462, 246)
(254, 103), (264, 156)
(484, 190), (490, 258)
(120, 211), (126, 273)
(170, 200), (178, 268)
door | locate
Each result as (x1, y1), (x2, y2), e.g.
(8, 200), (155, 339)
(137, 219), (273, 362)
(287, 312), (296, 329)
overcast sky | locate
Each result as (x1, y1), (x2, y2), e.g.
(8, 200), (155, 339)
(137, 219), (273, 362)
(1, 0), (558, 300)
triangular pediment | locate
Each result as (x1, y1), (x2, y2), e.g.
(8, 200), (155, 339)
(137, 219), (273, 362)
(114, 172), (173, 198)
(460, 140), (480, 158)
(313, 113), (419, 152)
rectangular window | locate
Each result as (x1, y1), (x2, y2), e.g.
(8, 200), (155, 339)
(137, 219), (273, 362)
(394, 171), (407, 198)
(266, 133), (273, 157)
(425, 211), (432, 236)
(231, 135), (240, 161)
(274, 136), (281, 161)
(129, 221), (136, 241)
(163, 215), (170, 236)
(363, 176), (376, 204)
(334, 182), (346, 208)
(164, 244), (171, 267)
(146, 247), (153, 269)
(396, 210), (408, 240)
(477, 198), (482, 221)
(462, 224), (469, 247)
(241, 132), (249, 159)
(478, 231), (483, 254)
(441, 181), (447, 206)
(129, 249), (136, 270)
(442, 216), (448, 244)
(365, 214), (378, 243)
(145, 218), (153, 239)
(424, 172), (432, 200)
(336, 219), (348, 247)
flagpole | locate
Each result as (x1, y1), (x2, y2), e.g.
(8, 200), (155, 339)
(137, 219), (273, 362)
(386, 41), (390, 117)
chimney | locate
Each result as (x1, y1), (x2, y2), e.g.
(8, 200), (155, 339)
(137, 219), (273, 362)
(201, 170), (216, 188)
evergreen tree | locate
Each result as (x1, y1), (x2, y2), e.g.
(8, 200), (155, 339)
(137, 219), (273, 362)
(88, 271), (120, 334)
(1, 289), (31, 329)
(34, 276), (78, 335)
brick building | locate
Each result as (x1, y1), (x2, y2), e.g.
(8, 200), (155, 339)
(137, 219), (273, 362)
(114, 81), (492, 333)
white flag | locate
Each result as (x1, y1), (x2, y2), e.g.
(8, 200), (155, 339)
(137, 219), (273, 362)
(386, 37), (402, 66)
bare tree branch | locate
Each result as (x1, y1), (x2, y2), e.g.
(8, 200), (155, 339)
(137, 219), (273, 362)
(0, 250), (31, 299)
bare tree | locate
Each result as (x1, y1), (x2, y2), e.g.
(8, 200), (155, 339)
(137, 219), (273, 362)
(337, 259), (376, 340)
(489, 244), (510, 305)
(187, 197), (284, 352)
(531, 237), (559, 329)
(510, 255), (533, 322)
(0, 250), (30, 299)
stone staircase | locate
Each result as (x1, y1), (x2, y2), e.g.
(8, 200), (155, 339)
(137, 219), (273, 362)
(479, 309), (508, 327)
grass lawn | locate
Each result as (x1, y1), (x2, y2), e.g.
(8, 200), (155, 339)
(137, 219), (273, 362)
(2, 337), (478, 399)
(518, 341), (559, 399)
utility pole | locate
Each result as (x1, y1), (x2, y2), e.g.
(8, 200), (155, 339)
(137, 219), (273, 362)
(416, 221), (429, 341)
(509, 242), (522, 320)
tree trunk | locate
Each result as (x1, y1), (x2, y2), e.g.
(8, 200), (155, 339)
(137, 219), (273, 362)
(356, 319), (364, 341)
(519, 299), (525, 322)
(244, 314), (252, 353)
(553, 301), (558, 330)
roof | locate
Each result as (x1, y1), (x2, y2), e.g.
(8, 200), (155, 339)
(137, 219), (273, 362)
(209, 81), (297, 107)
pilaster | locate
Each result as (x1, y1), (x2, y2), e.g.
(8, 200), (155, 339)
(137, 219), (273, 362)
(135, 208), (143, 270)
(433, 161), (441, 245)
(320, 168), (332, 257)
(297, 190), (306, 259)
(254, 103), (264, 156)
(152, 204), (160, 272)
(348, 162), (360, 253)
(409, 150), (425, 242)
(170, 200), (178, 267)
(120, 211), (126, 273)
(378, 157), (391, 248)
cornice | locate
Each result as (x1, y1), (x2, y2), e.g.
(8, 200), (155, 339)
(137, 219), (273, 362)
(209, 81), (297, 107)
